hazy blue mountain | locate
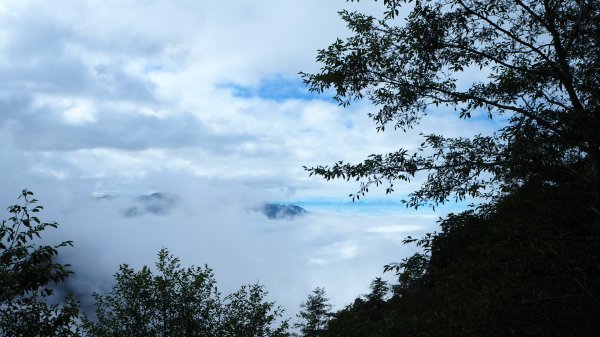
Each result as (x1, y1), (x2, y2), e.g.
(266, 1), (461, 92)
(260, 203), (307, 220)
(122, 192), (178, 218)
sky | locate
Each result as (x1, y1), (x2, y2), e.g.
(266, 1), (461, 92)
(0, 0), (498, 320)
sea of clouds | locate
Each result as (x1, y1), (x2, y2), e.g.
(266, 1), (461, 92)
(0, 0), (496, 317)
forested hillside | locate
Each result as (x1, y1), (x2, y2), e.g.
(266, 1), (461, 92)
(306, 180), (599, 336)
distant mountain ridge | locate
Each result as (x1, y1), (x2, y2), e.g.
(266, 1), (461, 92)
(123, 192), (178, 217)
(93, 192), (178, 218)
(93, 192), (306, 220)
(260, 203), (307, 220)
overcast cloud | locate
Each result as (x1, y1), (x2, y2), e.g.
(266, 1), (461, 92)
(0, 0), (495, 319)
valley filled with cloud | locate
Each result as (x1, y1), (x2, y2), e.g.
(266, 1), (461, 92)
(0, 0), (491, 315)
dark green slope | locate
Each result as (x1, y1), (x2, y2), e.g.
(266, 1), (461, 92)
(323, 180), (600, 337)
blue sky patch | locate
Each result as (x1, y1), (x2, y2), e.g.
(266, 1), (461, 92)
(219, 76), (334, 102)
(277, 197), (472, 215)
(142, 64), (175, 74)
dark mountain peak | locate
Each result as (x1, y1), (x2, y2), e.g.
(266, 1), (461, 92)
(260, 203), (307, 220)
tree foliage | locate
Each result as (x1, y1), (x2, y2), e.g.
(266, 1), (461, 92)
(294, 287), (332, 337)
(84, 248), (290, 337)
(322, 278), (395, 337)
(302, 0), (600, 335)
(303, 0), (600, 207)
(0, 190), (81, 336)
(221, 284), (290, 337)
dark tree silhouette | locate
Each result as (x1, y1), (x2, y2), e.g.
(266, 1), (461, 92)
(295, 287), (332, 337)
(303, 0), (600, 207)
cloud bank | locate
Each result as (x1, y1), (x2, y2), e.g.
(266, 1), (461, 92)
(0, 0), (492, 316)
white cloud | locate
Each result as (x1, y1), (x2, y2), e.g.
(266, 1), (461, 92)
(62, 100), (97, 125)
(366, 225), (425, 234)
(0, 0), (488, 317)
